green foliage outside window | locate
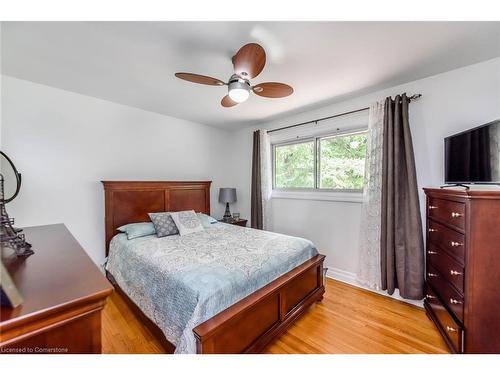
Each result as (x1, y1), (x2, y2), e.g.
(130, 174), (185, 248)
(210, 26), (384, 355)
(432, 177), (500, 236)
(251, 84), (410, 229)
(274, 132), (367, 190)
(275, 141), (314, 188)
(319, 133), (367, 190)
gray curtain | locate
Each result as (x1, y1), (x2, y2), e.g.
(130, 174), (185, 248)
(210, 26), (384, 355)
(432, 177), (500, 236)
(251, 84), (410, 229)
(380, 94), (424, 299)
(251, 130), (263, 229)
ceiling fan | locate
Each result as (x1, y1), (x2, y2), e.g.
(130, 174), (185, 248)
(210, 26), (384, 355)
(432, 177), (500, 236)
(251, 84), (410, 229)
(174, 43), (293, 108)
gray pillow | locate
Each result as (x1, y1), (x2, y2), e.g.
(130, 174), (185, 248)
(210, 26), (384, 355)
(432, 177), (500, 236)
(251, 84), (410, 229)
(148, 212), (179, 237)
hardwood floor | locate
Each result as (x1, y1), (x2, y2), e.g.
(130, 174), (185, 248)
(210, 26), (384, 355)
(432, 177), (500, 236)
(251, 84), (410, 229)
(102, 286), (165, 354)
(102, 278), (449, 354)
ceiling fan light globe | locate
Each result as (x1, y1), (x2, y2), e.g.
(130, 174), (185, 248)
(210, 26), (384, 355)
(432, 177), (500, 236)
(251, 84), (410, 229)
(228, 88), (250, 103)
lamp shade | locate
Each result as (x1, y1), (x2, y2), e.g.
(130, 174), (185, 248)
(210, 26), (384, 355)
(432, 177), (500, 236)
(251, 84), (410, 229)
(218, 188), (237, 204)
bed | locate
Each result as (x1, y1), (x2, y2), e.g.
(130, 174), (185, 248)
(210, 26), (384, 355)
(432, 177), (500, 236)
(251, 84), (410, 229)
(102, 181), (325, 354)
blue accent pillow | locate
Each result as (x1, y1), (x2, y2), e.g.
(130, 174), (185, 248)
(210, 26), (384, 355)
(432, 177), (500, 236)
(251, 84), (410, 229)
(117, 222), (156, 240)
(197, 213), (218, 228)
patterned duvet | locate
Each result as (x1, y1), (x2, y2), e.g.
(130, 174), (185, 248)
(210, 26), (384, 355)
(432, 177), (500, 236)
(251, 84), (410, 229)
(105, 222), (318, 353)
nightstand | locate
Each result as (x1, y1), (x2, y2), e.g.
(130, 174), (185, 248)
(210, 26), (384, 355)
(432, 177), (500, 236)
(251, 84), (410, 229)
(219, 218), (248, 227)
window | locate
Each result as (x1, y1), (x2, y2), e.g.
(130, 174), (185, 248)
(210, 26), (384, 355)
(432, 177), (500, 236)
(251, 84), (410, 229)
(273, 130), (367, 192)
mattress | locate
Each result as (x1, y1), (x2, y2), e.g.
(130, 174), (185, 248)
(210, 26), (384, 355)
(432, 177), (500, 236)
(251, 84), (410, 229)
(105, 222), (318, 353)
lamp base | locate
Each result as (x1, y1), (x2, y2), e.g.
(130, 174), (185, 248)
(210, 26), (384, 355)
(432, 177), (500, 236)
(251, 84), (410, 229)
(222, 202), (232, 221)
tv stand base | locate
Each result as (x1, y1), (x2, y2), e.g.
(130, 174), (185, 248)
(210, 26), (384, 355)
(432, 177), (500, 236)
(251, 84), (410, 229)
(440, 183), (471, 190)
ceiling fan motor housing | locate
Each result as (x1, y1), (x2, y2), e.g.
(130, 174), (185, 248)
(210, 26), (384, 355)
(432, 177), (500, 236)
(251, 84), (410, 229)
(228, 74), (250, 92)
(228, 74), (251, 102)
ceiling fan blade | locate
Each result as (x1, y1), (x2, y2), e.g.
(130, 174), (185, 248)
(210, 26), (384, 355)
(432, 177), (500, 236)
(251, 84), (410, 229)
(221, 95), (238, 108)
(232, 43), (266, 79)
(252, 82), (294, 98)
(175, 72), (226, 86)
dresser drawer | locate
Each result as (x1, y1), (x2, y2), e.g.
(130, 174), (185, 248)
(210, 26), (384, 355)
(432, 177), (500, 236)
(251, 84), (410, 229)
(427, 264), (464, 322)
(428, 197), (465, 231)
(427, 220), (465, 264)
(425, 284), (463, 353)
(426, 243), (464, 293)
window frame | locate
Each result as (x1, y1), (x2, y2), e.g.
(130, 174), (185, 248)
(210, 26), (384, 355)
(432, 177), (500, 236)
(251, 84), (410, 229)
(272, 127), (368, 193)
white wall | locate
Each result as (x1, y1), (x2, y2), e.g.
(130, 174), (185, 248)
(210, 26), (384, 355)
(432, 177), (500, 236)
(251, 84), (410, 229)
(229, 58), (500, 285)
(1, 76), (233, 265)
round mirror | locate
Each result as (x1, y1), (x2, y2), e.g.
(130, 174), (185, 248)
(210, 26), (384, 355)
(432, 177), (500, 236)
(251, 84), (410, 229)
(0, 151), (22, 203)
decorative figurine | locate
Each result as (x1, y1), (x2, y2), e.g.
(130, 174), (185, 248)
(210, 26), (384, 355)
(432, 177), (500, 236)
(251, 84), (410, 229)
(0, 151), (34, 257)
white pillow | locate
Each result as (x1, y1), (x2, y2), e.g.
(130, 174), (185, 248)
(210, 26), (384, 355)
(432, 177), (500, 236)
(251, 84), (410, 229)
(170, 210), (205, 236)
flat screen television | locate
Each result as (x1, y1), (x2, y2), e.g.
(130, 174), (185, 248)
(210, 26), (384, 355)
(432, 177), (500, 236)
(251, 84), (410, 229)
(444, 119), (500, 184)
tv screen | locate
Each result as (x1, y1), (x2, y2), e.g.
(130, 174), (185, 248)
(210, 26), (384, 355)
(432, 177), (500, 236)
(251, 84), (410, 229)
(445, 119), (500, 184)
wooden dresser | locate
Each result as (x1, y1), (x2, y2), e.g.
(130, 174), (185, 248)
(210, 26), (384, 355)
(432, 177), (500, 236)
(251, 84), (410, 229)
(423, 188), (500, 353)
(1, 224), (113, 354)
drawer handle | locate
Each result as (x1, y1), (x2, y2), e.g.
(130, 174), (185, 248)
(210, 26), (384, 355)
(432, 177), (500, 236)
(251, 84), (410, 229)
(429, 205), (438, 210)
(446, 326), (458, 333)
(428, 228), (438, 233)
(427, 250), (438, 255)
(427, 273), (438, 278)
(450, 241), (463, 247)
(450, 270), (463, 276)
(426, 294), (436, 299)
(450, 298), (462, 305)
(451, 212), (463, 218)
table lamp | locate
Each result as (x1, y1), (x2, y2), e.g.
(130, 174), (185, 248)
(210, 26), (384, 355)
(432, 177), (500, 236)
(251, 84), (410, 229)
(219, 188), (237, 221)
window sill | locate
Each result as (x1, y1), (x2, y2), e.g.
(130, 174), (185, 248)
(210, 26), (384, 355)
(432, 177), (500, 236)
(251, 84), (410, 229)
(271, 190), (363, 203)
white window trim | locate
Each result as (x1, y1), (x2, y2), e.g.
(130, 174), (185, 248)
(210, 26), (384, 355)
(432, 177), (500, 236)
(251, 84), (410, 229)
(271, 189), (363, 203)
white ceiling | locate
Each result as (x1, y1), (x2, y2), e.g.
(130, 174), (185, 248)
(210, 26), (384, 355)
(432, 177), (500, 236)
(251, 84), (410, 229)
(2, 22), (500, 129)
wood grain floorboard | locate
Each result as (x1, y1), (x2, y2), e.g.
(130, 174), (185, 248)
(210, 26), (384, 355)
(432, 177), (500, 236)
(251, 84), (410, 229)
(102, 278), (449, 354)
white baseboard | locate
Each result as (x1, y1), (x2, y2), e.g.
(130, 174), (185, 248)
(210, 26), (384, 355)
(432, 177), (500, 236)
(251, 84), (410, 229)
(325, 266), (423, 308)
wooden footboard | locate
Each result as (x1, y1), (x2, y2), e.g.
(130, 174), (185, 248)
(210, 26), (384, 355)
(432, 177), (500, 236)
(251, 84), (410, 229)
(193, 254), (325, 354)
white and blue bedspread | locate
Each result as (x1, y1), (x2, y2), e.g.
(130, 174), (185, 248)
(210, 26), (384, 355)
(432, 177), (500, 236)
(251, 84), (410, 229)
(106, 222), (318, 353)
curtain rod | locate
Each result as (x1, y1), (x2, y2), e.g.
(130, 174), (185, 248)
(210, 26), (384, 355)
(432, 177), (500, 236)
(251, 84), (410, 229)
(267, 94), (422, 134)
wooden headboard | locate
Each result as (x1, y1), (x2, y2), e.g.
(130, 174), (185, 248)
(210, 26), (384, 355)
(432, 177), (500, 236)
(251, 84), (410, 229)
(102, 181), (212, 255)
